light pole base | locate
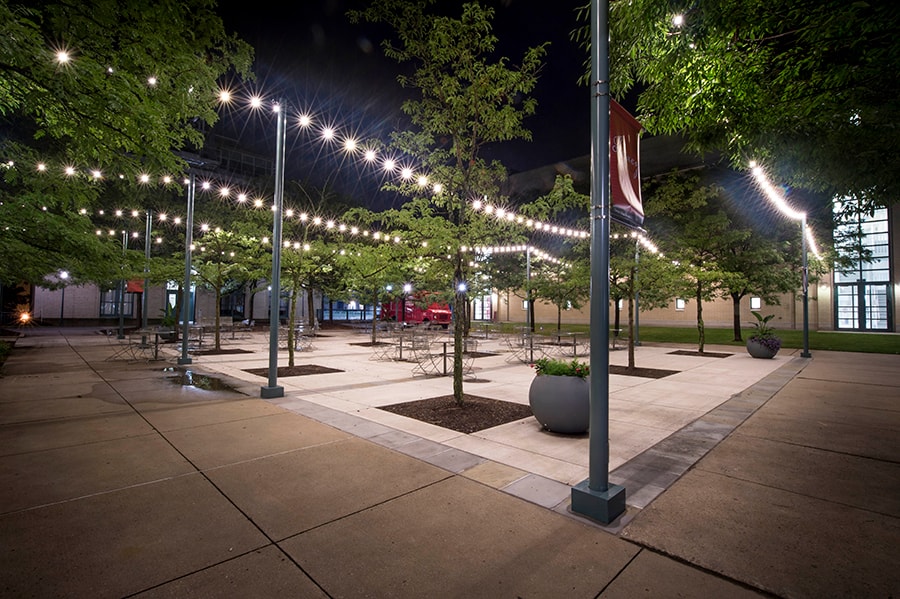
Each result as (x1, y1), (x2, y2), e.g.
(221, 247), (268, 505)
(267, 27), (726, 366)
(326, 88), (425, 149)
(177, 357), (192, 365)
(800, 351), (812, 358)
(260, 386), (284, 399)
(571, 479), (626, 524)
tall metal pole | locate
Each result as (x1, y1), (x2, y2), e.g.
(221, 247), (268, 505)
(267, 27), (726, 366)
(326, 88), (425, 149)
(526, 246), (532, 332)
(571, 0), (626, 524)
(142, 209), (151, 343)
(801, 215), (811, 358)
(634, 239), (641, 346)
(178, 174), (195, 365)
(261, 103), (286, 398)
(118, 230), (126, 339)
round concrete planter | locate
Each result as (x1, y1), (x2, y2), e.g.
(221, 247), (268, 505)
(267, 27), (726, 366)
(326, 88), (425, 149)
(746, 337), (779, 359)
(528, 374), (590, 434)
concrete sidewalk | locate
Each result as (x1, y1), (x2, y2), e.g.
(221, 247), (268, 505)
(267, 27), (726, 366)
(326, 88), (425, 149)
(0, 327), (897, 597)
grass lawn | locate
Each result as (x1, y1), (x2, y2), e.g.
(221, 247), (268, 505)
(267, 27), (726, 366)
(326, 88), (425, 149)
(495, 323), (900, 354)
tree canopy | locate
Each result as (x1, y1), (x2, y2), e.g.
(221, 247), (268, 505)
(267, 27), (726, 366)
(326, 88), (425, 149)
(578, 0), (900, 210)
(0, 0), (253, 285)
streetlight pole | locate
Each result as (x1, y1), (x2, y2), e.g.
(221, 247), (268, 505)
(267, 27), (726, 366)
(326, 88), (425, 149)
(178, 174), (195, 365)
(634, 238), (641, 346)
(571, 0), (626, 525)
(801, 214), (811, 358)
(118, 230), (126, 339)
(261, 102), (286, 399)
(59, 271), (68, 326)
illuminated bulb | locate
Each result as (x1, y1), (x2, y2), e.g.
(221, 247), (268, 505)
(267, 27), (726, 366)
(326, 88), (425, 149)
(262, 236), (269, 244)
(298, 114), (311, 127)
(156, 237), (163, 244)
(383, 159), (396, 172)
(56, 51), (70, 63)
(65, 166), (76, 176)
(200, 224), (209, 231)
(249, 96), (262, 108)
(344, 138), (357, 152)
(219, 187), (230, 197)
(313, 217), (322, 225)
(174, 217), (181, 225)
(350, 227), (359, 234)
(254, 199), (263, 208)
(364, 149), (376, 162)
(139, 173), (150, 183)
(214, 227), (222, 234)
(472, 200), (482, 210)
(237, 194), (247, 203)
(672, 14), (684, 27)
(147, 76), (157, 86)
(433, 183), (443, 194)
(285, 209), (294, 217)
(303, 243), (310, 251)
(417, 176), (428, 187)
(218, 89), (231, 103)
(322, 127), (335, 140)
(91, 170), (102, 179)
(37, 163), (46, 171)
(115, 210), (123, 217)
(79, 208), (87, 214)
(401, 167), (413, 180)
(326, 220), (335, 228)
(201, 181), (211, 190)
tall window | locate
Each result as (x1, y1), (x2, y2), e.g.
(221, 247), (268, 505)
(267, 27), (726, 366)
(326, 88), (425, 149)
(833, 199), (892, 331)
(99, 289), (135, 318)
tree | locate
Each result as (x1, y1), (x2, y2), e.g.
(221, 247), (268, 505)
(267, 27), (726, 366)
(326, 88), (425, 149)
(530, 253), (589, 331)
(644, 173), (746, 353)
(717, 225), (800, 341)
(578, 0), (900, 210)
(609, 232), (682, 370)
(0, 0), (253, 285)
(349, 0), (546, 405)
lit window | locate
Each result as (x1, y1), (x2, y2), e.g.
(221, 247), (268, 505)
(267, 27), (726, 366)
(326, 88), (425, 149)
(675, 298), (686, 311)
(750, 297), (762, 310)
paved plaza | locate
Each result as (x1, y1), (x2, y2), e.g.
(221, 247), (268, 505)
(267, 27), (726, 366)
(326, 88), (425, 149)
(1, 325), (898, 597)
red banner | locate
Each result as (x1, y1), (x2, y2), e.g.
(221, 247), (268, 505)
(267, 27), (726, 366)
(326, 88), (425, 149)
(610, 100), (644, 228)
(126, 280), (144, 293)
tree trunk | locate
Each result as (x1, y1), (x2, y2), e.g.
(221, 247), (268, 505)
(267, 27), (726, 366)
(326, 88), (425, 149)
(627, 267), (636, 370)
(287, 287), (297, 367)
(452, 260), (465, 405)
(696, 280), (705, 353)
(370, 288), (379, 344)
(213, 287), (222, 351)
(307, 288), (316, 328)
(732, 293), (743, 341)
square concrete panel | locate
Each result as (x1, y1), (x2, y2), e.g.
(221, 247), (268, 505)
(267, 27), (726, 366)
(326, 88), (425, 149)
(0, 474), (268, 598)
(133, 546), (327, 598)
(205, 437), (450, 540)
(697, 433), (900, 517)
(0, 433), (196, 513)
(163, 411), (350, 470)
(0, 411), (155, 456)
(280, 477), (639, 598)
(599, 549), (765, 598)
(622, 469), (900, 598)
(136, 397), (289, 432)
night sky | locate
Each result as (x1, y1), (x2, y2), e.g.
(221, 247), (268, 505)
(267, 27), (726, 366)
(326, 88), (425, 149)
(216, 0), (593, 198)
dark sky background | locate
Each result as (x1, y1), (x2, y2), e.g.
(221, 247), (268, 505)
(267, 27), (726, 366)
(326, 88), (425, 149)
(216, 0), (593, 203)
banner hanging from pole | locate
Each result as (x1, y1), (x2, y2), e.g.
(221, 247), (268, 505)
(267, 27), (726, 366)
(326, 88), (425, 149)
(610, 99), (643, 228)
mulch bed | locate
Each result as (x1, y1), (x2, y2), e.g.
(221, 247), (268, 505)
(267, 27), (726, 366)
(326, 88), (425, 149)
(192, 348), (255, 355)
(668, 350), (733, 358)
(243, 364), (344, 377)
(609, 365), (679, 378)
(380, 394), (533, 434)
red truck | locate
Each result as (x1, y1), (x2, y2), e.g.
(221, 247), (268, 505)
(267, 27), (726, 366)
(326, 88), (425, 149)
(380, 296), (452, 329)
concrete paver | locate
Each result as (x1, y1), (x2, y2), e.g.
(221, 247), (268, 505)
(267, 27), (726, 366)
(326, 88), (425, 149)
(1, 327), (897, 598)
